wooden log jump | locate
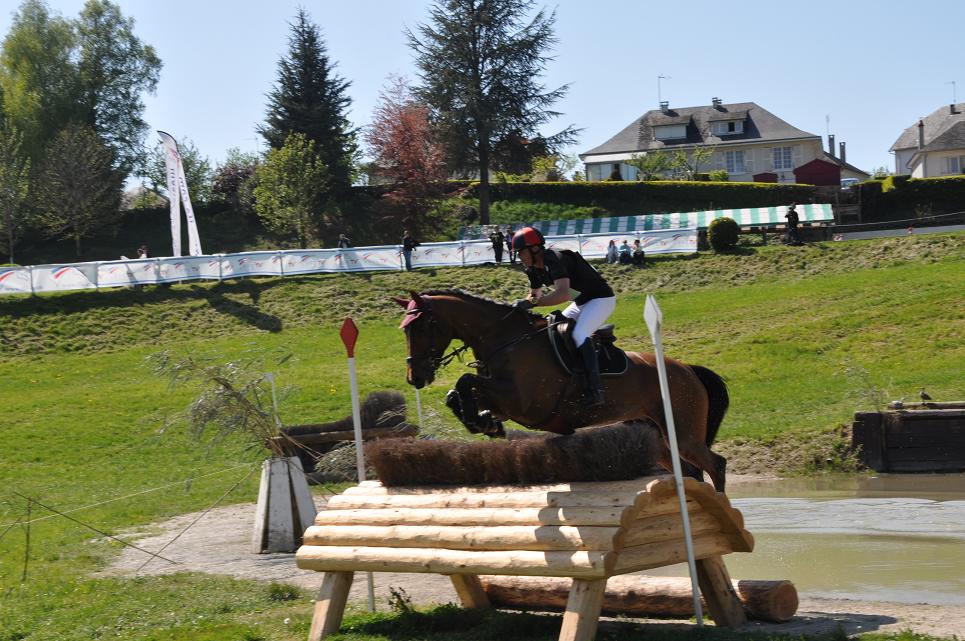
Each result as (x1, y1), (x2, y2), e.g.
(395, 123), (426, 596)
(479, 575), (798, 623)
(296, 475), (756, 641)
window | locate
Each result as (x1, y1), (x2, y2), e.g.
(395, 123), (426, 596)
(654, 125), (686, 140)
(725, 150), (745, 174)
(711, 120), (744, 135)
(773, 146), (793, 170)
(948, 156), (965, 174)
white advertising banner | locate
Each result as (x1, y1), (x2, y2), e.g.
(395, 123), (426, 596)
(280, 249), (339, 275)
(339, 247), (403, 272)
(98, 259), (159, 287)
(221, 252), (284, 278)
(177, 161), (204, 256)
(0, 267), (32, 294)
(31, 263), (98, 293)
(459, 240), (496, 266)
(411, 241), (465, 268)
(158, 131), (182, 257)
(578, 233), (637, 258)
(577, 228), (698, 258)
(158, 256), (221, 282)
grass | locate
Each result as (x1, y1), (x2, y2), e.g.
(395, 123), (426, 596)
(0, 231), (963, 640)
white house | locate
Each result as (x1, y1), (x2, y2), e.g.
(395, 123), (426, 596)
(580, 99), (828, 183)
(891, 103), (965, 177)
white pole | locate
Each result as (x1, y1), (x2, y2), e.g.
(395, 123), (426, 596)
(643, 295), (703, 626)
(414, 388), (424, 429)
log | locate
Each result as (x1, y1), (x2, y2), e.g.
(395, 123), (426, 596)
(478, 575), (799, 623)
(311, 506), (630, 528)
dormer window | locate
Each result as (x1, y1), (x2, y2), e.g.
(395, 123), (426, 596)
(710, 120), (744, 135)
(654, 125), (686, 140)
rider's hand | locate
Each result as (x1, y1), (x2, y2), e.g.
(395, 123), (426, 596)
(513, 298), (533, 311)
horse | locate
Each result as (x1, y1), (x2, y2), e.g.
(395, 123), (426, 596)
(392, 289), (730, 493)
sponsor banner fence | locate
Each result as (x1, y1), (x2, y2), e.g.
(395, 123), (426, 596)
(0, 227), (696, 297)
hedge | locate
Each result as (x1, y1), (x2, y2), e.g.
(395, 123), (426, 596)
(458, 181), (817, 216)
(860, 175), (965, 220)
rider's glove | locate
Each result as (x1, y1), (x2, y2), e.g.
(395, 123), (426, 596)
(512, 299), (533, 311)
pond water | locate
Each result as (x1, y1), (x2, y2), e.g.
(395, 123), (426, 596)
(649, 473), (965, 605)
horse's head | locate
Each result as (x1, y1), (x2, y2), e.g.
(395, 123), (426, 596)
(392, 291), (454, 389)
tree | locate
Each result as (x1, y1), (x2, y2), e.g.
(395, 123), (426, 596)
(253, 133), (330, 248)
(142, 136), (213, 207)
(74, 0), (162, 176)
(0, 121), (32, 263)
(34, 124), (122, 256)
(672, 145), (717, 180)
(0, 0), (77, 162)
(258, 9), (356, 194)
(627, 151), (673, 181)
(408, 0), (578, 225)
(212, 148), (261, 217)
(365, 75), (447, 232)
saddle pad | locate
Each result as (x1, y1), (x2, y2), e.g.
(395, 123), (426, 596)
(547, 318), (629, 377)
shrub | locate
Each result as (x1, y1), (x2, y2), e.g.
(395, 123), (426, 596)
(707, 216), (739, 252)
(708, 169), (730, 181)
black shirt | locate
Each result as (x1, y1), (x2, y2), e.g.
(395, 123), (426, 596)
(525, 249), (614, 305)
(785, 210), (799, 228)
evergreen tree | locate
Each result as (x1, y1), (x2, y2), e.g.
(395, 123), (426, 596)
(408, 0), (578, 225)
(258, 9), (356, 193)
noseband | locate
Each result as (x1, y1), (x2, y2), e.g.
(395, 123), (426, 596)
(404, 305), (471, 376)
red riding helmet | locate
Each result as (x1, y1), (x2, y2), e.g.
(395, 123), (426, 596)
(512, 227), (545, 251)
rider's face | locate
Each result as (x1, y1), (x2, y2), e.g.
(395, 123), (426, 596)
(520, 247), (540, 267)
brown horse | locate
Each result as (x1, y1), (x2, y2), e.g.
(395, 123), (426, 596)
(392, 289), (730, 492)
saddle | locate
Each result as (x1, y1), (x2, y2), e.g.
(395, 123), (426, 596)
(544, 310), (629, 377)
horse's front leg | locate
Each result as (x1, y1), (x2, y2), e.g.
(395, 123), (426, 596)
(446, 373), (508, 438)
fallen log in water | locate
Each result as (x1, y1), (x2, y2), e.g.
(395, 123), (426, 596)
(479, 574), (798, 623)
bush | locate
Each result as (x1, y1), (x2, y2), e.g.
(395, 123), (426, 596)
(707, 217), (739, 252)
(708, 169), (730, 181)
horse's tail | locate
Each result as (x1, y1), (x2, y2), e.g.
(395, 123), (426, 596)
(689, 364), (729, 446)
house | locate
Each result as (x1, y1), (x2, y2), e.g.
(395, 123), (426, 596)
(890, 103), (965, 177)
(580, 99), (831, 183)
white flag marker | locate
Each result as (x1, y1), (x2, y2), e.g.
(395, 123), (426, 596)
(643, 295), (703, 626)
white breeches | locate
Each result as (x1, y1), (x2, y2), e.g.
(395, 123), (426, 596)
(562, 296), (616, 347)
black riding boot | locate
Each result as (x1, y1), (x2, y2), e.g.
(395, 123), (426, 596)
(578, 340), (605, 408)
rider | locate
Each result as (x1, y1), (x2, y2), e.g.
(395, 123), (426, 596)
(511, 227), (615, 407)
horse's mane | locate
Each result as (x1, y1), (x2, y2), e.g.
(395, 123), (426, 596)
(420, 288), (512, 310)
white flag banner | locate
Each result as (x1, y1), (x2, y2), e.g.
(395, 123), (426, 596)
(158, 130), (203, 257)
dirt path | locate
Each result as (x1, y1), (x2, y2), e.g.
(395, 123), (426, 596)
(103, 498), (965, 638)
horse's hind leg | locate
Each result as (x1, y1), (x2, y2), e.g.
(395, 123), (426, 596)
(678, 442), (727, 493)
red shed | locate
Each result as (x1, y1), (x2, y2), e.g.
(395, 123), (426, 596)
(793, 158), (841, 186)
(753, 172), (778, 183)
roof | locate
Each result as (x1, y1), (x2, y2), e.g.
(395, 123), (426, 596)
(581, 101), (819, 159)
(819, 152), (871, 178)
(890, 103), (965, 152)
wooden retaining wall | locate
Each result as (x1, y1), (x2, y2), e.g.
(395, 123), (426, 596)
(853, 404), (965, 472)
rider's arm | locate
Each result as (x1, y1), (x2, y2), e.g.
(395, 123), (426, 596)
(530, 277), (571, 307)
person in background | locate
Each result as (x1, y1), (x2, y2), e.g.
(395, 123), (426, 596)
(337, 233), (352, 248)
(784, 203), (801, 245)
(606, 239), (619, 264)
(137, 244), (149, 259)
(402, 230), (420, 271)
(505, 225), (516, 264)
(632, 239), (646, 266)
(489, 227), (505, 263)
(618, 240), (632, 264)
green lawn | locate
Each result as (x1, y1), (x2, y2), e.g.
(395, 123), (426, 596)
(1, 232), (962, 640)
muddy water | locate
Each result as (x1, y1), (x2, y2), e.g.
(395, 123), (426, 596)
(649, 474), (965, 605)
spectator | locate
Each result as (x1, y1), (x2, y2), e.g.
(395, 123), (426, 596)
(489, 227), (505, 263)
(784, 203), (802, 245)
(337, 233), (352, 248)
(402, 230), (420, 271)
(137, 244), (149, 259)
(618, 240), (632, 264)
(605, 240), (619, 264)
(632, 239), (646, 266)
(505, 226), (516, 264)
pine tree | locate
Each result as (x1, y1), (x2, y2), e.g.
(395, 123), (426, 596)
(258, 9), (356, 194)
(408, 0), (578, 225)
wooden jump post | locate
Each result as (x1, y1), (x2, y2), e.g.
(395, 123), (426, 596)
(295, 474), (755, 641)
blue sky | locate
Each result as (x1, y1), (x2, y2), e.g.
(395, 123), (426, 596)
(1, 0), (963, 175)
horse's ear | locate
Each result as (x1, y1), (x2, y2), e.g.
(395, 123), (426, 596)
(410, 290), (425, 306)
(390, 296), (409, 308)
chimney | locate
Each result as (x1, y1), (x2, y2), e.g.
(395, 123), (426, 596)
(828, 134), (836, 157)
(711, 97), (723, 109)
(839, 141), (847, 164)
(952, 104), (960, 115)
(918, 119), (925, 149)
(659, 101), (670, 113)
